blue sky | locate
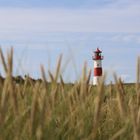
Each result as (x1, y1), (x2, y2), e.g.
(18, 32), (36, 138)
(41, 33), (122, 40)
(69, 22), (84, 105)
(0, 0), (140, 83)
(0, 0), (127, 8)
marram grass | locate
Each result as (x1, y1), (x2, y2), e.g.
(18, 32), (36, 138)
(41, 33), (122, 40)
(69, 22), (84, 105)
(0, 48), (139, 140)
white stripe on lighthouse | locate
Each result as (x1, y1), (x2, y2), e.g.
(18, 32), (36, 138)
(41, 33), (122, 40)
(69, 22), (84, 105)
(94, 60), (102, 68)
(93, 76), (102, 85)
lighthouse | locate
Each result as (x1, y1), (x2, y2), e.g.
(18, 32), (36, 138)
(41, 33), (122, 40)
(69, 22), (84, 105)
(92, 48), (103, 85)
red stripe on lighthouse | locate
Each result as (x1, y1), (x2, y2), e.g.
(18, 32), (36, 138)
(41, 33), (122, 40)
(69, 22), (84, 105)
(94, 68), (102, 76)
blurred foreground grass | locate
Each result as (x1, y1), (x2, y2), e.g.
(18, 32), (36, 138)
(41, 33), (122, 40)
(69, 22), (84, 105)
(0, 48), (140, 140)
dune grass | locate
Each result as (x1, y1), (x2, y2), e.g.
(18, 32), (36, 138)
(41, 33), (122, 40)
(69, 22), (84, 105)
(0, 48), (139, 140)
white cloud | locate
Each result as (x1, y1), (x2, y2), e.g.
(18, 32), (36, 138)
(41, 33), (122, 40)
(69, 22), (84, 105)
(0, 4), (139, 34)
(111, 34), (140, 44)
(119, 74), (132, 83)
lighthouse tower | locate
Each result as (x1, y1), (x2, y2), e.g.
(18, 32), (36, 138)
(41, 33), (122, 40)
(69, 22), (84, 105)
(92, 48), (103, 85)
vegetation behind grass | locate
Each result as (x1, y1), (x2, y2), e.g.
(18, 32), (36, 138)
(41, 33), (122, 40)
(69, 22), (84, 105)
(0, 48), (140, 140)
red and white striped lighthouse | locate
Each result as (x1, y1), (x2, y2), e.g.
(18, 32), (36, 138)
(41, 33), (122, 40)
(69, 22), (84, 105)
(92, 48), (103, 85)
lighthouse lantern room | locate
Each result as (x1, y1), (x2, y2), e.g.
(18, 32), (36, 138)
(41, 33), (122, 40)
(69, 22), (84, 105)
(92, 48), (103, 85)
